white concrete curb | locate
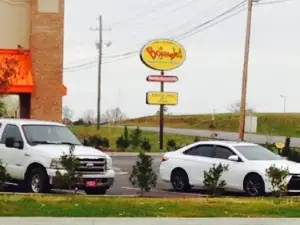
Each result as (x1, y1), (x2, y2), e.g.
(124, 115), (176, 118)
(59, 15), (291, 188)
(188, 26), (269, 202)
(107, 152), (164, 157)
(1, 218), (300, 225)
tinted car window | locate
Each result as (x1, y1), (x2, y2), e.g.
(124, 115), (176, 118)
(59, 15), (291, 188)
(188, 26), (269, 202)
(215, 145), (235, 159)
(0, 124), (23, 143)
(184, 145), (215, 158)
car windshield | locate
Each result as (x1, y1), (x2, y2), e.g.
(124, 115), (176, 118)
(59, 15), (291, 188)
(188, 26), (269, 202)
(22, 125), (81, 146)
(234, 145), (282, 161)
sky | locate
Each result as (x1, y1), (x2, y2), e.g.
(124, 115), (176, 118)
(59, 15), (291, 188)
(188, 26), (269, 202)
(62, 0), (300, 120)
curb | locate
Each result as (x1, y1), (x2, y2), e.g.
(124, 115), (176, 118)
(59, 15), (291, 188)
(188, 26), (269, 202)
(107, 152), (164, 157)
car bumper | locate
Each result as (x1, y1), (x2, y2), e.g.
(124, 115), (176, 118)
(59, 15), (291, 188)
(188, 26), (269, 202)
(46, 168), (115, 190)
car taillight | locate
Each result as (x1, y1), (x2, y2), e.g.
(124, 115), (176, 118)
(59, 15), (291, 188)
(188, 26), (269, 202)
(161, 156), (168, 162)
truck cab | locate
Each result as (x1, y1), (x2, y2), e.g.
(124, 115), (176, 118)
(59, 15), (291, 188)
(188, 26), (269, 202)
(0, 119), (114, 195)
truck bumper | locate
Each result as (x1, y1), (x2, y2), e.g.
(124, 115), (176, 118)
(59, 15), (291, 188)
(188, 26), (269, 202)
(46, 168), (115, 190)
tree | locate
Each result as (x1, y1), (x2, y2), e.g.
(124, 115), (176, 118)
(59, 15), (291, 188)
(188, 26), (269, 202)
(102, 107), (127, 123)
(83, 109), (95, 124)
(55, 145), (82, 191)
(62, 105), (73, 120)
(203, 163), (229, 196)
(0, 100), (7, 117)
(0, 95), (18, 117)
(156, 106), (168, 115)
(227, 101), (254, 114)
(129, 151), (157, 195)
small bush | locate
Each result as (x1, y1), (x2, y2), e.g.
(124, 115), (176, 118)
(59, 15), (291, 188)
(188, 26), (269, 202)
(194, 136), (201, 142)
(129, 151), (157, 195)
(281, 138), (291, 157)
(130, 127), (143, 149)
(87, 135), (102, 147)
(167, 139), (177, 151)
(266, 164), (289, 196)
(55, 145), (83, 191)
(0, 160), (10, 191)
(116, 136), (126, 151)
(141, 138), (152, 152)
(101, 137), (110, 148)
(203, 163), (229, 196)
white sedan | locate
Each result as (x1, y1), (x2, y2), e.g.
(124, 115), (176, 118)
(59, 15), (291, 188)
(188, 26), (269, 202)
(159, 140), (300, 196)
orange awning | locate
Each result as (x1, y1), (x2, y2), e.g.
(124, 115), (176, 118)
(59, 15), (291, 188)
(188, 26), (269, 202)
(0, 49), (67, 96)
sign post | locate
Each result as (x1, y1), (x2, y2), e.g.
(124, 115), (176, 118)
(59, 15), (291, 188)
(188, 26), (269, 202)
(140, 39), (186, 151)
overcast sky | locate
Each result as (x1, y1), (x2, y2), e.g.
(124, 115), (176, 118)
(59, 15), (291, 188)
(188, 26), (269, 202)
(62, 0), (300, 119)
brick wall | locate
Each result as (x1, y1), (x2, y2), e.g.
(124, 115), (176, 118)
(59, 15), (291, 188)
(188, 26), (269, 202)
(29, 0), (64, 122)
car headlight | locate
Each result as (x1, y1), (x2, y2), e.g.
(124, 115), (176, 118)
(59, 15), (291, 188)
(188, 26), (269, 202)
(50, 159), (63, 169)
(106, 157), (112, 170)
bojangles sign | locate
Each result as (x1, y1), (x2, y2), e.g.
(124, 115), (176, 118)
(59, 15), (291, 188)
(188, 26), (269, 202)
(140, 39), (186, 71)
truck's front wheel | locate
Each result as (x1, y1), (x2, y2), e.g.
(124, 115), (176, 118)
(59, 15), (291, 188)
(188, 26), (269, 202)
(26, 167), (50, 193)
(84, 187), (107, 195)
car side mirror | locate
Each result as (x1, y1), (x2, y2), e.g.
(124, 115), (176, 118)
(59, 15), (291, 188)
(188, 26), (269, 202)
(228, 155), (240, 162)
(5, 137), (24, 149)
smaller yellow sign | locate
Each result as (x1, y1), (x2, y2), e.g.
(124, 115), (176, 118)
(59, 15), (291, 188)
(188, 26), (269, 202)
(275, 142), (284, 149)
(146, 92), (178, 105)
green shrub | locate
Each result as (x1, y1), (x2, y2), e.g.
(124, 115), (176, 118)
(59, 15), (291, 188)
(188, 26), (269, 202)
(203, 163), (229, 196)
(266, 164), (289, 197)
(167, 139), (177, 151)
(130, 127), (143, 149)
(101, 137), (110, 148)
(141, 138), (152, 152)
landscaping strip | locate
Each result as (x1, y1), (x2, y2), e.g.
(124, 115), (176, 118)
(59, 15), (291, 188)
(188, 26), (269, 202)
(1, 195), (300, 217)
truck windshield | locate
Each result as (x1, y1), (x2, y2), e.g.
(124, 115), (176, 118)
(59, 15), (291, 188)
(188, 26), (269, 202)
(22, 125), (81, 146)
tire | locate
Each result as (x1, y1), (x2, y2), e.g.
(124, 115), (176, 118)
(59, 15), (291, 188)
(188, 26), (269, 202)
(171, 169), (191, 192)
(243, 174), (265, 197)
(26, 167), (50, 193)
(85, 187), (107, 195)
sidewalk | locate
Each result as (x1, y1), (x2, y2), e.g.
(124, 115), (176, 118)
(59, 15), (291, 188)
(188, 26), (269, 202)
(1, 218), (300, 225)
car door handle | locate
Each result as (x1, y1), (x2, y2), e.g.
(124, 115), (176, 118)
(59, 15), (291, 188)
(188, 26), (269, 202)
(24, 153), (30, 157)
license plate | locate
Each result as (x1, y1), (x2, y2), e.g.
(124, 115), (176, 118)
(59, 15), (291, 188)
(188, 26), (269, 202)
(86, 180), (97, 187)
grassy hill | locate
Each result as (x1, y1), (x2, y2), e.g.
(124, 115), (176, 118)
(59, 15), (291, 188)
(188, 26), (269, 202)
(121, 113), (300, 137)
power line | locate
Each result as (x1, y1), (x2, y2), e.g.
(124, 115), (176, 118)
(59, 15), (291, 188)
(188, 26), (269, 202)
(108, 0), (179, 27)
(64, 0), (248, 69)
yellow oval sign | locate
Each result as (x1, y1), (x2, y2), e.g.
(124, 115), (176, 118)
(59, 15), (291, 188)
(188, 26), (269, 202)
(275, 142), (284, 149)
(140, 39), (186, 71)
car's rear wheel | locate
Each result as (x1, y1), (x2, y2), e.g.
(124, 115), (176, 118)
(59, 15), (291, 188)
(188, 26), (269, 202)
(171, 169), (191, 192)
(244, 174), (265, 197)
(84, 187), (107, 195)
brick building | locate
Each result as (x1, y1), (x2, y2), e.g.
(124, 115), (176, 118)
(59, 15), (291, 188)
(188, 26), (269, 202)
(0, 0), (66, 122)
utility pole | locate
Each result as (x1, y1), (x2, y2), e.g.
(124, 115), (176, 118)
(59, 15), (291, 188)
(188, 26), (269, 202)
(238, 0), (254, 141)
(97, 15), (102, 130)
(90, 15), (111, 130)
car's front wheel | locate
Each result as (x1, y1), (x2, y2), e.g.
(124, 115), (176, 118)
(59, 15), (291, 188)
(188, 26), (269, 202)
(244, 174), (265, 196)
(26, 167), (50, 193)
(84, 187), (107, 195)
(171, 169), (191, 192)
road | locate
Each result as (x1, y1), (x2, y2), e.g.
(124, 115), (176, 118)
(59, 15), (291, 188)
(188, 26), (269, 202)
(1, 218), (300, 225)
(125, 126), (300, 147)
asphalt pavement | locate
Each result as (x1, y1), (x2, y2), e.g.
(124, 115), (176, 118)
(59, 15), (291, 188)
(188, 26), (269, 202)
(124, 126), (300, 147)
(2, 218), (300, 225)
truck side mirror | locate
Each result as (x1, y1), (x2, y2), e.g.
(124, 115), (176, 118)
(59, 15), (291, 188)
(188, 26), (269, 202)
(5, 137), (24, 149)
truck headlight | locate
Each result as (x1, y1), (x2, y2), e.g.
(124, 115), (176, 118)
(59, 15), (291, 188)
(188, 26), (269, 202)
(50, 159), (63, 169)
(106, 157), (112, 170)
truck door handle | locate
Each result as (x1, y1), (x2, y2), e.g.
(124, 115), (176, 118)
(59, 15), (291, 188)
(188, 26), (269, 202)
(24, 153), (30, 157)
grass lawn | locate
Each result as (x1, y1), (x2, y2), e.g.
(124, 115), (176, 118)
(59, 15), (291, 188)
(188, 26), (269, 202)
(121, 113), (300, 137)
(1, 195), (300, 217)
(68, 125), (197, 151)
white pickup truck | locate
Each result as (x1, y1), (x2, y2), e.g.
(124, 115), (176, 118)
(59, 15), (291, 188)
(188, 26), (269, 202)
(0, 118), (115, 195)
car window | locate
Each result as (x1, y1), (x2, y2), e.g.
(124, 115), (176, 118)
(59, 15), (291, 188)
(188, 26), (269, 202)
(184, 145), (215, 158)
(0, 124), (23, 143)
(215, 145), (235, 159)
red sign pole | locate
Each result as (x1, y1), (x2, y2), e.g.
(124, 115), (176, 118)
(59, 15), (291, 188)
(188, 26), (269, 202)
(159, 70), (164, 151)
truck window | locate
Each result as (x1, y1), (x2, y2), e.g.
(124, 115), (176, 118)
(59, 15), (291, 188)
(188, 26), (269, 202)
(0, 124), (23, 144)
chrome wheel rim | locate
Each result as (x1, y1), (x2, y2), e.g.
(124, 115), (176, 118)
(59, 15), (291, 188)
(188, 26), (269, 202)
(31, 174), (41, 193)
